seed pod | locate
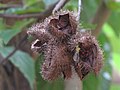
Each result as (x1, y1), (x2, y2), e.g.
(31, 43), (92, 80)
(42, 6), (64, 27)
(27, 23), (50, 53)
(41, 41), (72, 81)
(31, 39), (47, 53)
(27, 23), (50, 42)
(27, 10), (103, 81)
(46, 10), (77, 39)
(73, 32), (103, 80)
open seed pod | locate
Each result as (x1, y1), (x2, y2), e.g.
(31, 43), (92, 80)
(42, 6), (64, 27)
(72, 32), (103, 80)
(27, 10), (103, 81)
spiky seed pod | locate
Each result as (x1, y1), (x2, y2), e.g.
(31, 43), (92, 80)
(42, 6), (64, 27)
(73, 32), (103, 80)
(45, 10), (77, 39)
(74, 61), (91, 80)
(92, 43), (103, 75)
(55, 10), (77, 34)
(27, 23), (50, 42)
(47, 18), (67, 39)
(31, 39), (47, 53)
(27, 10), (103, 81)
(27, 23), (50, 53)
(41, 40), (72, 81)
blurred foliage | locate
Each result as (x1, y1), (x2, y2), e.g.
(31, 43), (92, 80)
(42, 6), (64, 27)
(0, 0), (120, 90)
(0, 47), (35, 89)
(105, 0), (120, 12)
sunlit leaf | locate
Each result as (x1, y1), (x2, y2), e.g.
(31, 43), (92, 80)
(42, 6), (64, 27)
(112, 53), (120, 72)
(103, 23), (120, 53)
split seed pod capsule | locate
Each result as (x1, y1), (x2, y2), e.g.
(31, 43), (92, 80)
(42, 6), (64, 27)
(27, 10), (103, 81)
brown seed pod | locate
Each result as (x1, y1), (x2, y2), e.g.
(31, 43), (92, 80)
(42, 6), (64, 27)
(31, 39), (46, 53)
(46, 12), (77, 40)
(72, 32), (103, 79)
(74, 61), (91, 80)
(27, 23), (50, 42)
(27, 10), (103, 81)
(27, 23), (50, 53)
(41, 41), (72, 81)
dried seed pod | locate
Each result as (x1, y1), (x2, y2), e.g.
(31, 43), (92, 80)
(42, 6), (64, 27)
(27, 23), (50, 42)
(41, 41), (72, 81)
(55, 10), (77, 34)
(45, 10), (77, 39)
(27, 23), (51, 53)
(73, 32), (103, 80)
(74, 61), (91, 80)
(47, 18), (67, 39)
(31, 39), (47, 53)
(27, 10), (103, 81)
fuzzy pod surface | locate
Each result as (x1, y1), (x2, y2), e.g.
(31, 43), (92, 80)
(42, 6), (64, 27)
(27, 10), (103, 81)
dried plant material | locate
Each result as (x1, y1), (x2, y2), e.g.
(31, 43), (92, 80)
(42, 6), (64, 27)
(27, 23), (50, 42)
(31, 39), (47, 53)
(72, 32), (103, 79)
(41, 42), (72, 80)
(27, 10), (103, 81)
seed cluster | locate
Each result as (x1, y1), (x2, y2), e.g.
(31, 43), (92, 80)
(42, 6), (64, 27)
(27, 10), (103, 81)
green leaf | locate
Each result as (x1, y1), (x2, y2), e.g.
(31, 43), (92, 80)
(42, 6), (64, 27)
(0, 29), (21, 44)
(105, 0), (120, 12)
(80, 22), (96, 30)
(12, 19), (35, 29)
(0, 19), (6, 30)
(0, 47), (35, 90)
(64, 0), (77, 11)
(6, 7), (43, 15)
(103, 23), (120, 74)
(83, 73), (99, 90)
(103, 23), (120, 53)
(23, 0), (42, 8)
(0, 38), (3, 47)
(81, 0), (100, 22)
(110, 84), (120, 90)
(112, 53), (120, 72)
(0, 19), (35, 44)
(5, 0), (45, 15)
(108, 12), (120, 36)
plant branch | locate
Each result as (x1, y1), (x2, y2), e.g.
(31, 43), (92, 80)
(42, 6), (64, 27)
(0, 4), (56, 19)
(76, 0), (82, 21)
(52, 0), (69, 13)
(0, 4), (22, 10)
(0, 0), (69, 19)
(91, 1), (110, 37)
